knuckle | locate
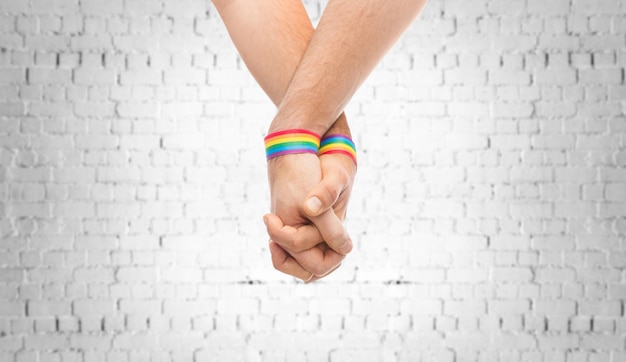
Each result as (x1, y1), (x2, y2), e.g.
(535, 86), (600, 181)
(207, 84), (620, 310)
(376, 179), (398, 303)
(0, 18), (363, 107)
(310, 263), (330, 277)
(321, 184), (340, 204)
(271, 257), (284, 272)
(326, 229), (347, 246)
(267, 228), (282, 243)
(289, 235), (308, 253)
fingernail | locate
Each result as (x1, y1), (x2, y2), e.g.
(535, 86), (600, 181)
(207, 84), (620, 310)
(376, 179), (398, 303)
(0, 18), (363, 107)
(306, 197), (322, 213)
(339, 239), (353, 254)
(262, 215), (268, 227)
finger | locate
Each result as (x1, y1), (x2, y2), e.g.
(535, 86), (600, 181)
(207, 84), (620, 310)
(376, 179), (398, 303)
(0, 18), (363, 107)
(310, 209), (353, 255)
(289, 243), (345, 277)
(268, 241), (313, 282)
(263, 213), (323, 253)
(307, 262), (343, 283)
(303, 169), (348, 217)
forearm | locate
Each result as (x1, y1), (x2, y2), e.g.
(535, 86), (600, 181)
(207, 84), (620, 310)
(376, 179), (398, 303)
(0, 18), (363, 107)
(269, 0), (428, 135)
(212, 0), (349, 137)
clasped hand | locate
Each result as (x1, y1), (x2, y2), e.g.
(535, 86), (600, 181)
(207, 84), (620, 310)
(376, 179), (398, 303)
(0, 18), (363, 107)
(263, 152), (356, 282)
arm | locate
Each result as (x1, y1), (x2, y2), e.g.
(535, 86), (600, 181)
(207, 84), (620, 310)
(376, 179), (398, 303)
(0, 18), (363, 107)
(269, 0), (429, 135)
(212, 0), (352, 137)
(213, 0), (355, 281)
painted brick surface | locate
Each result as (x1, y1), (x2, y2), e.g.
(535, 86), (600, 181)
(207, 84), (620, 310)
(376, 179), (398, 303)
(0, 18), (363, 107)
(1, 0), (625, 361)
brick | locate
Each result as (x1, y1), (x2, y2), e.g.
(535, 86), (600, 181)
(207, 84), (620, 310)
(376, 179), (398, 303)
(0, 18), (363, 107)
(490, 236), (530, 250)
(74, 69), (116, 85)
(0, 102), (25, 116)
(492, 103), (534, 118)
(116, 102), (159, 118)
(27, 301), (70, 317)
(491, 267), (533, 282)
(0, 301), (25, 316)
(53, 168), (95, 183)
(163, 69), (207, 85)
(0, 1), (28, 12)
(537, 335), (579, 349)
(441, 0), (486, 16)
(73, 300), (116, 316)
(163, 0), (207, 17)
(24, 335), (68, 350)
(534, 68), (577, 85)
(606, 184), (626, 201)
(112, 333), (158, 349)
(52, 202), (95, 218)
(598, 203), (626, 217)
(531, 135), (575, 149)
(69, 334), (112, 350)
(161, 134), (205, 150)
(0, 69), (26, 84)
(75, 135), (118, 149)
(75, 236), (116, 250)
(81, 0), (124, 14)
(573, 0), (621, 14)
(119, 300), (161, 315)
(161, 267), (202, 283)
(447, 268), (488, 283)
(120, 70), (162, 85)
(28, 69), (71, 84)
(118, 236), (159, 250)
(444, 68), (486, 85)
(555, 167), (597, 182)
(580, 69), (623, 84)
(531, 236), (575, 250)
(489, 300), (531, 315)
(125, 0), (163, 15)
(535, 267), (576, 282)
(489, 70), (531, 85)
(29, 0), (78, 13)
(162, 102), (204, 117)
(535, 300), (577, 316)
(528, 0), (570, 14)
(113, 36), (161, 52)
(511, 167), (553, 181)
(74, 268), (114, 283)
(582, 36), (625, 51)
(115, 267), (157, 282)
(491, 36), (536, 52)
(538, 35), (580, 50)
(69, 36), (114, 51)
(579, 301), (622, 316)
(581, 335), (623, 350)
(163, 300), (215, 316)
(161, 35), (205, 53)
(97, 167), (141, 182)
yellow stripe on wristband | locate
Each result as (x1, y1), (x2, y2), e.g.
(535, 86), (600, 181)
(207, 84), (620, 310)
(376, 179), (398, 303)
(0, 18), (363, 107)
(264, 129), (321, 160)
(319, 134), (357, 165)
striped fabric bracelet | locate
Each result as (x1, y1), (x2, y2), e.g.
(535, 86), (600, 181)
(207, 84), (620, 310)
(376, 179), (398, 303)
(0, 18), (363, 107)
(319, 134), (357, 165)
(264, 129), (321, 161)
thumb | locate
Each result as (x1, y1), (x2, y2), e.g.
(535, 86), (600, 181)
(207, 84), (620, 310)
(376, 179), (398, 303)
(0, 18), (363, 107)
(303, 171), (347, 217)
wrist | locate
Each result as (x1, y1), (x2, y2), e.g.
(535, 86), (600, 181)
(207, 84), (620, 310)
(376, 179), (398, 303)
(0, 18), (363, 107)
(319, 133), (357, 165)
(268, 100), (336, 136)
(264, 129), (321, 161)
(323, 112), (351, 139)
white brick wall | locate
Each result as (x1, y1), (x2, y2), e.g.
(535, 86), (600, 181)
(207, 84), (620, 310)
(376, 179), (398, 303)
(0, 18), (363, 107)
(0, 0), (625, 361)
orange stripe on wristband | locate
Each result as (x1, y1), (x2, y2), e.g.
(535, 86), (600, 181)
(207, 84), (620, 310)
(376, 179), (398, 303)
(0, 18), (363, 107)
(319, 134), (357, 165)
(264, 129), (321, 160)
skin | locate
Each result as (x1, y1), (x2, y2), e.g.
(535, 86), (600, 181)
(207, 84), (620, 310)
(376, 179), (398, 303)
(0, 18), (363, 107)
(213, 0), (356, 281)
(213, 0), (428, 282)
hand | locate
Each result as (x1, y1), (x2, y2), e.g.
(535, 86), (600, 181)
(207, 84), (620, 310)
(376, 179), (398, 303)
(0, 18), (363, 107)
(264, 153), (357, 282)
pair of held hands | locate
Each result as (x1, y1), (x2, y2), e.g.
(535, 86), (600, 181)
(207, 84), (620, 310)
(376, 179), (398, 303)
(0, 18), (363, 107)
(264, 151), (356, 282)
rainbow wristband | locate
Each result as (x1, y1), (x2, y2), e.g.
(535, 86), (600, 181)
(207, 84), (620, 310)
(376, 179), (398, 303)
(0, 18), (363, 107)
(319, 134), (357, 165)
(264, 129), (321, 161)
